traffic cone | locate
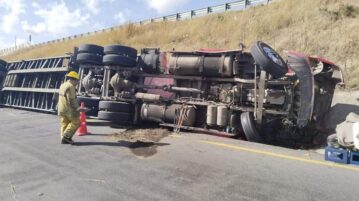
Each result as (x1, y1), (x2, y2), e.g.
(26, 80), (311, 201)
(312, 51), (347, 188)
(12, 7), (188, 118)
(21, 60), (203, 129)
(76, 102), (90, 136)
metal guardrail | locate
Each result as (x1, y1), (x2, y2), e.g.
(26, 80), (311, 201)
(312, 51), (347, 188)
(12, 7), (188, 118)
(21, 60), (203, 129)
(0, 0), (272, 56)
(0, 43), (31, 56)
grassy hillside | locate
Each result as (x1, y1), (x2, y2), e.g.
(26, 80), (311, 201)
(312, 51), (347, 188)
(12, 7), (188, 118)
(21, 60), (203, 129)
(1, 0), (359, 89)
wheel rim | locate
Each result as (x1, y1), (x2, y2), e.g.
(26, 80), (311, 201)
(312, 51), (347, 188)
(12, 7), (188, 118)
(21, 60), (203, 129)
(263, 46), (284, 67)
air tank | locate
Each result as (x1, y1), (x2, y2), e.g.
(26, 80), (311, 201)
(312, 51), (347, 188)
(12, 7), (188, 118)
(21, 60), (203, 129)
(140, 104), (166, 123)
(217, 105), (229, 127)
(206, 105), (217, 126)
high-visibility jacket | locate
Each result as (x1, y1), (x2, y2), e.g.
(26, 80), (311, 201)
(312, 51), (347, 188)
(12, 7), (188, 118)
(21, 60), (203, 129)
(57, 80), (79, 117)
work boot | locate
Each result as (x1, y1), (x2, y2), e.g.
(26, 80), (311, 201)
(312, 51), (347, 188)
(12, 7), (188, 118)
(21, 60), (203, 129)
(61, 137), (74, 145)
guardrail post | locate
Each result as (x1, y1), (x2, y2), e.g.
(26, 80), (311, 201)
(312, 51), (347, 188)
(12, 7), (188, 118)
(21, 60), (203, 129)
(176, 13), (180, 21)
(225, 3), (230, 11)
(245, 0), (249, 8)
(191, 10), (195, 18)
(207, 7), (212, 14)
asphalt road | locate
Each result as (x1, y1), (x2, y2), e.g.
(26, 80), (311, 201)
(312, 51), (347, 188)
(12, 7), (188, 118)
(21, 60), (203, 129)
(0, 108), (359, 201)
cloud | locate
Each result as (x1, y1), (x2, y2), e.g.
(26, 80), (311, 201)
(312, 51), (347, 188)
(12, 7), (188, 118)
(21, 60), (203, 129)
(114, 12), (126, 24)
(82, 0), (101, 14)
(0, 37), (14, 49)
(114, 9), (132, 24)
(15, 37), (30, 46)
(21, 22), (46, 34)
(21, 1), (90, 36)
(81, 0), (115, 15)
(31, 2), (40, 9)
(0, 36), (28, 49)
(0, 0), (26, 34)
(143, 0), (189, 13)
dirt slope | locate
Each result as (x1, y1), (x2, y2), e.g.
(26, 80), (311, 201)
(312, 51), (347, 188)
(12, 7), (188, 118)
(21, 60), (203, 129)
(1, 0), (359, 88)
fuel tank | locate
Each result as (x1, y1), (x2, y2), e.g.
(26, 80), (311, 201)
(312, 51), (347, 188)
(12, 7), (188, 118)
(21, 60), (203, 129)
(169, 53), (234, 77)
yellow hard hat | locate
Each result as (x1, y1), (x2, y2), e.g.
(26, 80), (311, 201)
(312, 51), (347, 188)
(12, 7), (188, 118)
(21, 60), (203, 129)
(66, 71), (80, 80)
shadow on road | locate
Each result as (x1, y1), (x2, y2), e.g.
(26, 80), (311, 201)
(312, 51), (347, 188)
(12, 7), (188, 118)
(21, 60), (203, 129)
(86, 122), (111, 127)
(86, 121), (133, 129)
(74, 140), (170, 157)
(74, 141), (169, 147)
(85, 133), (114, 137)
(325, 103), (359, 129)
(74, 141), (124, 146)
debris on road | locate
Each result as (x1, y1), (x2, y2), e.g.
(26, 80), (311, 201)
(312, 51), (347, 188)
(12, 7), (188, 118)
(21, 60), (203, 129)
(110, 128), (171, 157)
(111, 128), (170, 142)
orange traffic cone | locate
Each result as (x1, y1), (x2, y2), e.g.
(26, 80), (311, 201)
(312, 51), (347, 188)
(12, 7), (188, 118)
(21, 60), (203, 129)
(76, 102), (90, 136)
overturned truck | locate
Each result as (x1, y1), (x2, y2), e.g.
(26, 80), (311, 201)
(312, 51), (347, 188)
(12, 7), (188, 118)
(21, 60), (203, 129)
(0, 41), (344, 144)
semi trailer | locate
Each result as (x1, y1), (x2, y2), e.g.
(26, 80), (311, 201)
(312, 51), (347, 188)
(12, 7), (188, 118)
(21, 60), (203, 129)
(0, 41), (344, 144)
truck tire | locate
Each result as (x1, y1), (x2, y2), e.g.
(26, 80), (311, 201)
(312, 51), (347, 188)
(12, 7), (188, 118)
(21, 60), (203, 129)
(103, 54), (137, 67)
(99, 101), (132, 113)
(98, 111), (131, 122)
(78, 44), (104, 55)
(104, 45), (137, 59)
(240, 112), (264, 142)
(76, 53), (103, 65)
(250, 41), (288, 78)
(287, 53), (315, 128)
(77, 96), (100, 108)
(85, 109), (99, 117)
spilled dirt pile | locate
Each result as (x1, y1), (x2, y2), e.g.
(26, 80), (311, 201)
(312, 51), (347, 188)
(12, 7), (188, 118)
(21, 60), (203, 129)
(111, 128), (171, 142)
(110, 128), (171, 157)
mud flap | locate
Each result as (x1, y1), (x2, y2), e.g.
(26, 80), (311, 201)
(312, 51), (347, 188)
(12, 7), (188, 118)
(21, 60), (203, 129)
(287, 54), (314, 128)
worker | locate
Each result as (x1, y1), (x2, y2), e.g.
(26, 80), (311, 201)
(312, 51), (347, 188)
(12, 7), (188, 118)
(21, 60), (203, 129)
(57, 71), (82, 144)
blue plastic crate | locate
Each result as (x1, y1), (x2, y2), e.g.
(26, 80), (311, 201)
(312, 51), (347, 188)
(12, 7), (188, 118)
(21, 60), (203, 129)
(349, 151), (359, 165)
(325, 147), (349, 164)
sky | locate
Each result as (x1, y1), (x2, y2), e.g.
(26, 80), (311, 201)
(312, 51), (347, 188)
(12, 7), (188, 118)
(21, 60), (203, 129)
(0, 0), (232, 49)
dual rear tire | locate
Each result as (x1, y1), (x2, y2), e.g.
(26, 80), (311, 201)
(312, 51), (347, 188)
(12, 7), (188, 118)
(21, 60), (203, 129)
(98, 101), (133, 123)
(76, 44), (104, 65)
(102, 45), (138, 67)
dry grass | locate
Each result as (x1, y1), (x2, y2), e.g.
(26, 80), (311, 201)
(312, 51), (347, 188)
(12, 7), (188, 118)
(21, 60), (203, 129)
(1, 0), (358, 88)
